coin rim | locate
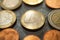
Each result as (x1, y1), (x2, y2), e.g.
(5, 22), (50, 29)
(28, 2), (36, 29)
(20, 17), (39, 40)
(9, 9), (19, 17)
(21, 10), (45, 30)
(23, 0), (43, 5)
(0, 10), (16, 28)
(1, 0), (22, 10)
(48, 10), (60, 30)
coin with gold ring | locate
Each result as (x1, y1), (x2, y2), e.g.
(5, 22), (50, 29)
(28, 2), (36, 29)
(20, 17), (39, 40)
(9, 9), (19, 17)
(23, 0), (43, 5)
(1, 0), (22, 10)
(0, 10), (16, 28)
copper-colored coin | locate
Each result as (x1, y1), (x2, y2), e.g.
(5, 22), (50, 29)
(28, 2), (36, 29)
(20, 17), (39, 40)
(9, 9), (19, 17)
(48, 10), (60, 30)
(0, 28), (19, 40)
(23, 0), (43, 5)
(21, 10), (45, 30)
(43, 30), (60, 40)
(1, 0), (22, 10)
(23, 35), (40, 40)
(0, 10), (16, 28)
(45, 0), (60, 8)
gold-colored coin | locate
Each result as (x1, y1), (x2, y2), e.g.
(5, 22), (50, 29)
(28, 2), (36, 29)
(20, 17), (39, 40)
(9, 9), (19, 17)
(48, 10), (60, 30)
(43, 30), (60, 40)
(23, 0), (43, 5)
(1, 0), (22, 10)
(21, 10), (45, 30)
(0, 10), (16, 28)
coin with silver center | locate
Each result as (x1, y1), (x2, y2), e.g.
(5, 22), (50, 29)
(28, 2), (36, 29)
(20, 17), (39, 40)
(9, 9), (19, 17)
(0, 10), (16, 28)
(48, 10), (60, 30)
(21, 10), (45, 30)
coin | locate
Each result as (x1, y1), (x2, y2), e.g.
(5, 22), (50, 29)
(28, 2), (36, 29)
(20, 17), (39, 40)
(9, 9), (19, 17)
(0, 10), (16, 28)
(21, 10), (45, 30)
(43, 30), (60, 40)
(45, 0), (60, 8)
(1, 0), (22, 10)
(0, 28), (19, 40)
(23, 0), (43, 5)
(48, 10), (60, 30)
(23, 35), (40, 40)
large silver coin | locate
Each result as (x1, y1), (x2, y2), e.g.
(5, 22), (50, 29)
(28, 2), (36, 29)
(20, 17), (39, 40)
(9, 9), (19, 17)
(21, 10), (45, 30)
(0, 10), (16, 28)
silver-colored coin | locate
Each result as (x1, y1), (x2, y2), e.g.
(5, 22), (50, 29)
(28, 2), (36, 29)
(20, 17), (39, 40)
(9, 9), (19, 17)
(1, 0), (22, 10)
(21, 10), (45, 30)
(48, 10), (60, 30)
(0, 10), (16, 28)
(23, 0), (43, 5)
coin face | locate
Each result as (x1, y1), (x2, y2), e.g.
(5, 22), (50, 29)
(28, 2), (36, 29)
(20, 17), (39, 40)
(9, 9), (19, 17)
(43, 30), (60, 40)
(23, 35), (40, 40)
(21, 10), (45, 30)
(48, 10), (60, 30)
(45, 0), (60, 8)
(1, 0), (22, 10)
(0, 28), (19, 40)
(0, 10), (16, 28)
(23, 0), (43, 5)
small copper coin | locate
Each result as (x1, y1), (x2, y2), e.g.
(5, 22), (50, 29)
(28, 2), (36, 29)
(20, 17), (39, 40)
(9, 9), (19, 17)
(0, 28), (19, 40)
(43, 30), (60, 40)
(48, 10), (60, 30)
(0, 10), (16, 28)
(23, 0), (43, 5)
(21, 10), (45, 30)
(23, 35), (40, 40)
(45, 0), (60, 8)
(1, 0), (22, 10)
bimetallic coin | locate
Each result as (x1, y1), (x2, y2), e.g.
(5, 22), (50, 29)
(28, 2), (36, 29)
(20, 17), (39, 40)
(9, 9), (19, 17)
(0, 10), (16, 28)
(21, 10), (45, 30)
(1, 0), (22, 10)
(48, 10), (60, 30)
(23, 0), (43, 5)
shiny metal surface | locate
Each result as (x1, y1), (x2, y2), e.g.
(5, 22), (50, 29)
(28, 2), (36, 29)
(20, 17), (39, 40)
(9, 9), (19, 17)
(0, 0), (56, 40)
(23, 0), (43, 5)
(0, 10), (16, 28)
(48, 10), (60, 30)
(21, 10), (45, 30)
